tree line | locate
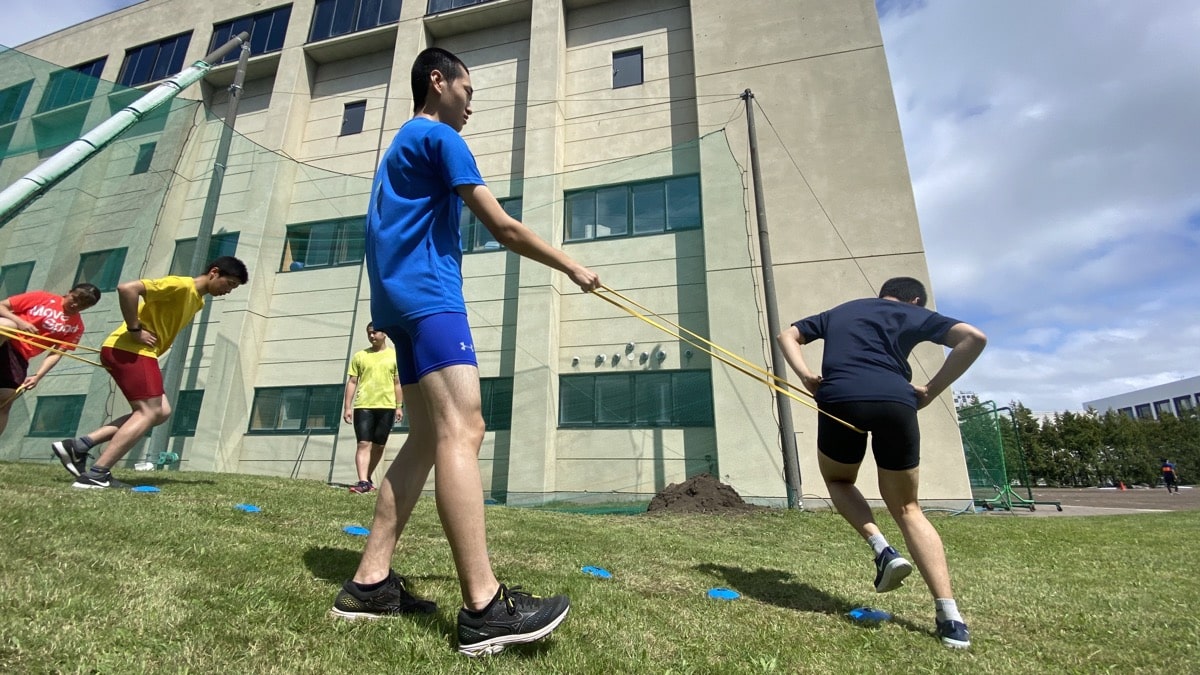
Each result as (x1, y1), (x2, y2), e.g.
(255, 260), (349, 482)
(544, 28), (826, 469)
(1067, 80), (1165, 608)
(958, 399), (1195, 488)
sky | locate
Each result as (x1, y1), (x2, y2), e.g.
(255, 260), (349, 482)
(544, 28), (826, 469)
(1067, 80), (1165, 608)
(3, 1), (1199, 412)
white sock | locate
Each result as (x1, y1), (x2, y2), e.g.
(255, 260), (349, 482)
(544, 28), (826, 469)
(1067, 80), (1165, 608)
(935, 598), (963, 623)
(866, 533), (889, 557)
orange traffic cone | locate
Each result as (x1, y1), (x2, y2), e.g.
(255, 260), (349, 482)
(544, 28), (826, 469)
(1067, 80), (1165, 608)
(1118, 481), (1126, 491)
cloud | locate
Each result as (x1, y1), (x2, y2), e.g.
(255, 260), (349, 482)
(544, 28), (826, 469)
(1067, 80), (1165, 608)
(880, 0), (1200, 410)
(0, 1), (141, 49)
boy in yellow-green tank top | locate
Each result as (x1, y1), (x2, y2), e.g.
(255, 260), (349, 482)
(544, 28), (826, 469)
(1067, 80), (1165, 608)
(342, 322), (403, 493)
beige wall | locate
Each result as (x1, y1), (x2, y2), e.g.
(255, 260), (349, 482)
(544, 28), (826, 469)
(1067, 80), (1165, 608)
(1, 0), (970, 508)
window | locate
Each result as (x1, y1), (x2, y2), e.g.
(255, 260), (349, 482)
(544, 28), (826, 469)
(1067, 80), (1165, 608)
(309, 0), (402, 43)
(460, 198), (521, 253)
(73, 248), (127, 292)
(170, 390), (204, 437)
(1118, 407), (1134, 420)
(210, 5), (293, 65)
(1174, 396), (1194, 415)
(0, 80), (33, 123)
(248, 385), (342, 433)
(281, 218), (364, 271)
(170, 232), (240, 276)
(428, 0), (494, 13)
(340, 100), (366, 136)
(0, 262), (35, 298)
(28, 395), (87, 437)
(132, 142), (156, 175)
(1134, 403), (1153, 420)
(559, 370), (714, 428)
(1154, 400), (1173, 419)
(613, 48), (643, 89)
(118, 33), (193, 88)
(37, 58), (106, 113)
(566, 176), (701, 242)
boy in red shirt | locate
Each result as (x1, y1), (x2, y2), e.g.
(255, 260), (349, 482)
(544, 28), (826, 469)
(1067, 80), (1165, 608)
(0, 283), (102, 436)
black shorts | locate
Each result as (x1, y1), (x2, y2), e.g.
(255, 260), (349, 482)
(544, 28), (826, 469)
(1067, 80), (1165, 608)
(353, 408), (394, 445)
(0, 342), (29, 390)
(817, 400), (921, 471)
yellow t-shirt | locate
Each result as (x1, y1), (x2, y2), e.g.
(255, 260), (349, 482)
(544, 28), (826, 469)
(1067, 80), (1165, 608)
(102, 276), (205, 358)
(348, 347), (398, 409)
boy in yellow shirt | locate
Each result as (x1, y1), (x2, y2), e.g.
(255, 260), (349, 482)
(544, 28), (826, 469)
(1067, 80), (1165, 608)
(342, 322), (404, 493)
(52, 256), (248, 488)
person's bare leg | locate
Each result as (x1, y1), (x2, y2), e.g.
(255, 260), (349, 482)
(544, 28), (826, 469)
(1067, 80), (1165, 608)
(91, 396), (171, 468)
(353, 384), (437, 584)
(0, 389), (13, 435)
(75, 413), (133, 447)
(818, 452), (884, 540)
(368, 442), (386, 480)
(877, 466), (954, 599)
(354, 440), (374, 483)
(418, 364), (498, 609)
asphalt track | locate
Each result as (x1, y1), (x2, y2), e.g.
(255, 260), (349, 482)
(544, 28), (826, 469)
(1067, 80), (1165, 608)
(977, 486), (1197, 516)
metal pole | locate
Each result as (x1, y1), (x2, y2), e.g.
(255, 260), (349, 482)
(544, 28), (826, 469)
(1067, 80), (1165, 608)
(146, 41), (251, 465)
(742, 89), (802, 509)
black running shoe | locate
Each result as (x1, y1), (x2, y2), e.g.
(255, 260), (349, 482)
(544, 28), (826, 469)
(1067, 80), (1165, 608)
(51, 439), (88, 477)
(457, 585), (570, 657)
(72, 472), (128, 490)
(936, 618), (971, 649)
(873, 546), (913, 593)
(329, 572), (437, 620)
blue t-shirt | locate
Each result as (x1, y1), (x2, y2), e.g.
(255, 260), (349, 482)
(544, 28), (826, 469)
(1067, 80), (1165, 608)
(793, 298), (961, 408)
(366, 117), (486, 324)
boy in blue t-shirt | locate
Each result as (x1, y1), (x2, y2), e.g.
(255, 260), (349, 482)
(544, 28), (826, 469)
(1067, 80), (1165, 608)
(332, 47), (600, 658)
(777, 277), (986, 649)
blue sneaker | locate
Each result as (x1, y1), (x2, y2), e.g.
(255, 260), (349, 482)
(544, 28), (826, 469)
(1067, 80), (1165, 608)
(873, 546), (913, 593)
(937, 619), (971, 649)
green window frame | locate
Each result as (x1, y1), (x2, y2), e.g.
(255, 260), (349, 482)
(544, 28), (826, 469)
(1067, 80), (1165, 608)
(565, 175), (701, 242)
(170, 390), (204, 437)
(37, 58), (106, 114)
(0, 261), (35, 298)
(460, 198), (521, 254)
(281, 218), (365, 272)
(0, 80), (33, 124)
(73, 248), (127, 292)
(170, 232), (240, 276)
(559, 370), (713, 428)
(28, 394), (88, 437)
(248, 385), (342, 434)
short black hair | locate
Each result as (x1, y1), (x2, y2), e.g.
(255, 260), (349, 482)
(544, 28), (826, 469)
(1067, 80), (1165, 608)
(69, 282), (101, 304)
(207, 256), (249, 284)
(878, 277), (927, 306)
(411, 47), (468, 111)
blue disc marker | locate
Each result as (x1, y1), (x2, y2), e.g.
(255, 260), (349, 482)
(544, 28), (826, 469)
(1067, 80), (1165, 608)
(581, 565), (612, 579)
(848, 607), (891, 623)
(235, 503), (261, 513)
(343, 525), (370, 536)
(707, 587), (740, 601)
(130, 485), (161, 493)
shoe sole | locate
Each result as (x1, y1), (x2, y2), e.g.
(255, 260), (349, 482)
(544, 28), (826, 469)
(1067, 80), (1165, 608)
(72, 482), (110, 489)
(457, 605), (570, 657)
(941, 636), (971, 649)
(51, 442), (82, 477)
(875, 558), (913, 593)
(329, 607), (385, 621)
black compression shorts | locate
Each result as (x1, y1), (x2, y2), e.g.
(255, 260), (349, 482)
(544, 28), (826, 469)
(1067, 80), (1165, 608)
(817, 400), (921, 471)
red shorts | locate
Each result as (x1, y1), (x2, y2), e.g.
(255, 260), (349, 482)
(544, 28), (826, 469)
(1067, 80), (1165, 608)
(101, 347), (164, 401)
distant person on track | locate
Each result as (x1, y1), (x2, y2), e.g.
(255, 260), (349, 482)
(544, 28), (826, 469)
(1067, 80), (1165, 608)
(1161, 458), (1180, 494)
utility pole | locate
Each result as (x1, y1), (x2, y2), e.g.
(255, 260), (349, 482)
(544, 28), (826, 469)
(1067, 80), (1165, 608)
(742, 89), (803, 509)
(146, 39), (251, 466)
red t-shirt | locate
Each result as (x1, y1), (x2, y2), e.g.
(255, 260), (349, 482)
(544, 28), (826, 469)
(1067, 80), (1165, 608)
(6, 291), (85, 361)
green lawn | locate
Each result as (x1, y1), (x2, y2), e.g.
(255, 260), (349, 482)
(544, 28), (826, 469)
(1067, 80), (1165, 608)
(1, 462), (1196, 674)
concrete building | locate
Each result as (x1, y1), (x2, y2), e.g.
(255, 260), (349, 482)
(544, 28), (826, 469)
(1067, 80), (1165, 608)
(0, 0), (971, 507)
(1084, 375), (1200, 421)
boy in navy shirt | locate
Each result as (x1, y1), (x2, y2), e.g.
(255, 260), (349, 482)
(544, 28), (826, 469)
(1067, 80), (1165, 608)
(331, 47), (599, 657)
(778, 277), (986, 648)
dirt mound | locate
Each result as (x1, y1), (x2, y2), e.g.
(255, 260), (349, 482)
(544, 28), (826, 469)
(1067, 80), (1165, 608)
(646, 473), (762, 515)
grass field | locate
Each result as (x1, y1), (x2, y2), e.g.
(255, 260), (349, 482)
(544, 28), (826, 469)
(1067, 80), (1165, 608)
(1, 462), (1197, 674)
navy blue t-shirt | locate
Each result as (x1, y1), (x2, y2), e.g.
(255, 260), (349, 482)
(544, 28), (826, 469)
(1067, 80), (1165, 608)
(366, 117), (486, 325)
(793, 298), (961, 408)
